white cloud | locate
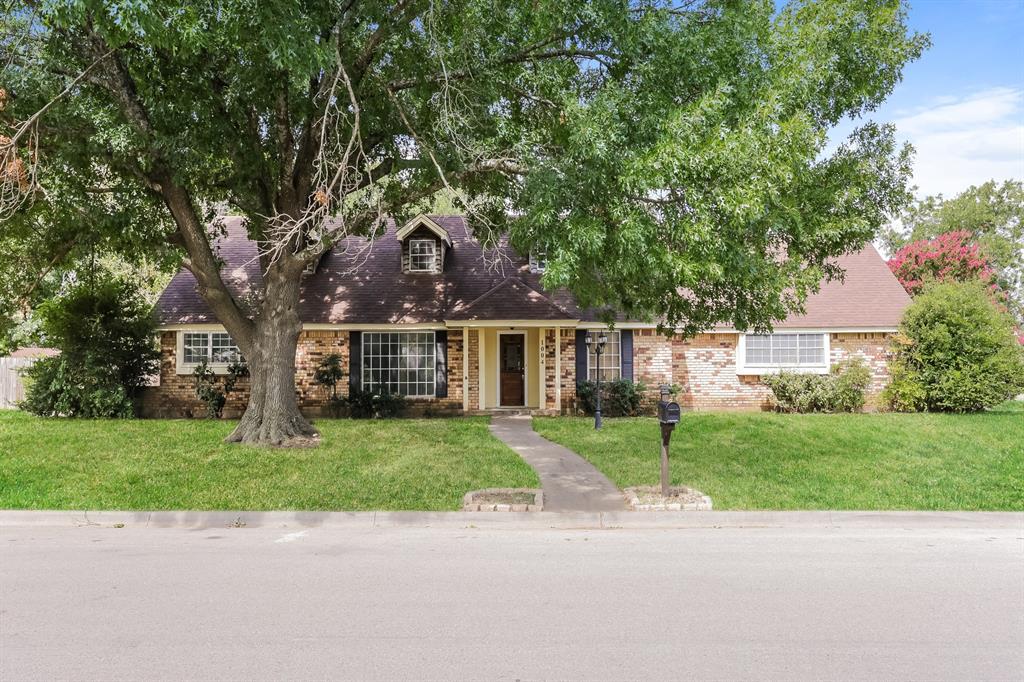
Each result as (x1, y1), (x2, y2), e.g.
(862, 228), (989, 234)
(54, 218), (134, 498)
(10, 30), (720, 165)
(892, 87), (1024, 197)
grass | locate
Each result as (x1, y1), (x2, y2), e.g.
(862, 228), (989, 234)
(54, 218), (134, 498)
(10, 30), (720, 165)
(534, 401), (1024, 511)
(0, 413), (538, 511)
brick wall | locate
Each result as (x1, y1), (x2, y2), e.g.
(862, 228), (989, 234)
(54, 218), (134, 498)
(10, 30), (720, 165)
(829, 332), (892, 402)
(466, 329), (479, 409)
(672, 333), (772, 410)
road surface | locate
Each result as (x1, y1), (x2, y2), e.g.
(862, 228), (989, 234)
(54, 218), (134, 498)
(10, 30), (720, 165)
(2, 522), (1022, 680)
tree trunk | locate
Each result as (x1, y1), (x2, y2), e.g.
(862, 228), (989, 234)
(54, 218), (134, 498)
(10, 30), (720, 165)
(225, 267), (318, 447)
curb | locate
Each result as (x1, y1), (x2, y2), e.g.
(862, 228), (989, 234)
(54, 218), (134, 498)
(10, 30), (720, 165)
(1, 509), (1021, 530)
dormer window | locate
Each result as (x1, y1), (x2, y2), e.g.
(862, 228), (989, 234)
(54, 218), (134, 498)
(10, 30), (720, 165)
(529, 251), (547, 273)
(409, 239), (437, 272)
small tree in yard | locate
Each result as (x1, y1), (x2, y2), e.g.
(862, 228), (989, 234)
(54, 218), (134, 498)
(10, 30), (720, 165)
(882, 282), (1024, 413)
(1, 1), (926, 445)
(20, 277), (158, 418)
(313, 353), (345, 416)
(887, 231), (1004, 299)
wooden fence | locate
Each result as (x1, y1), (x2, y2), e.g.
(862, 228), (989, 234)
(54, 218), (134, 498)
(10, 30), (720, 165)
(0, 357), (35, 408)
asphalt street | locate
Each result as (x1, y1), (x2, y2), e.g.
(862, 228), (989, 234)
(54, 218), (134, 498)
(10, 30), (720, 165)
(2, 522), (1022, 681)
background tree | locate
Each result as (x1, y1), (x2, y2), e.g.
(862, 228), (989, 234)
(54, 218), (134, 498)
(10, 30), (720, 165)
(1, 0), (926, 445)
(882, 180), (1024, 309)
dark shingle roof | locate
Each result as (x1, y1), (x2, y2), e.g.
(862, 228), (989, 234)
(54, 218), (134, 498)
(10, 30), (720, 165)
(155, 215), (910, 329)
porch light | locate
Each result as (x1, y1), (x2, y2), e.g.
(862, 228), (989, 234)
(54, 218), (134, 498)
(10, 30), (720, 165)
(588, 331), (608, 430)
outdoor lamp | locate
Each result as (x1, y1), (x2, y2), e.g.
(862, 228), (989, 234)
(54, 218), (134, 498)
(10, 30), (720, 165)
(590, 331), (608, 430)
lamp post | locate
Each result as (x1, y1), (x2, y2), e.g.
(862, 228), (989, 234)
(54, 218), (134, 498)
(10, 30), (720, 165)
(585, 331), (608, 430)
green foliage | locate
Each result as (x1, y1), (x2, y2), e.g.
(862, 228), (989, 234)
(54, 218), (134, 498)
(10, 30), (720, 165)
(192, 359), (248, 419)
(19, 277), (158, 418)
(3, 0), (926, 339)
(883, 180), (1024, 316)
(882, 282), (1024, 412)
(762, 359), (871, 413)
(347, 386), (407, 419)
(313, 353), (345, 399)
(577, 379), (647, 417)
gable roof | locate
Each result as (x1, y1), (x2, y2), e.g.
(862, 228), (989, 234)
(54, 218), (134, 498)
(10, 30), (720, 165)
(394, 214), (452, 245)
(155, 215), (911, 330)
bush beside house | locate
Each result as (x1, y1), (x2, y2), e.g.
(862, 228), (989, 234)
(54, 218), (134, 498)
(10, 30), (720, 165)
(761, 359), (872, 413)
(20, 278), (158, 418)
(882, 282), (1024, 412)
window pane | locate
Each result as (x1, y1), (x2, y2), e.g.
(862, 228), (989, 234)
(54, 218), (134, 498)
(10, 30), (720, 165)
(409, 240), (436, 272)
(183, 333), (209, 364)
(587, 331), (621, 381)
(744, 333), (825, 367)
(363, 331), (436, 396)
(211, 332), (241, 363)
(745, 335), (771, 364)
(771, 335), (798, 364)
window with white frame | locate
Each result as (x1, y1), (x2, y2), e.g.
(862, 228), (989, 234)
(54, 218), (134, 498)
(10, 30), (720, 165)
(182, 331), (242, 365)
(409, 239), (437, 272)
(529, 251), (547, 273)
(586, 331), (621, 382)
(362, 332), (436, 397)
(743, 333), (826, 368)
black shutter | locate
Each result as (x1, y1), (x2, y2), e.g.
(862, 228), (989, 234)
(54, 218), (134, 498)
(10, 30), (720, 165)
(620, 330), (634, 382)
(575, 330), (588, 386)
(349, 331), (362, 393)
(435, 330), (448, 398)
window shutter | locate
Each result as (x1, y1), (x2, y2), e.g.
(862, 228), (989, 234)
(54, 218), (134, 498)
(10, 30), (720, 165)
(435, 330), (448, 398)
(349, 331), (362, 393)
(575, 330), (588, 385)
(620, 330), (634, 382)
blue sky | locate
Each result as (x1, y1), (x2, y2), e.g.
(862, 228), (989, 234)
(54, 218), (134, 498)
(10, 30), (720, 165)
(828, 0), (1024, 198)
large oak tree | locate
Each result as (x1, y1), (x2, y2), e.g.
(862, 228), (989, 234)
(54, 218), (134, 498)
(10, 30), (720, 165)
(1, 0), (926, 445)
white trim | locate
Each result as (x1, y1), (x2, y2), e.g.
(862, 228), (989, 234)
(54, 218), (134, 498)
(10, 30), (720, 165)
(462, 326), (470, 412)
(445, 319), (578, 329)
(538, 328), (546, 410)
(717, 326), (897, 334)
(496, 330), (528, 408)
(395, 214), (452, 245)
(554, 327), (562, 410)
(477, 329), (485, 410)
(583, 330), (622, 382)
(735, 332), (831, 376)
(408, 238), (438, 273)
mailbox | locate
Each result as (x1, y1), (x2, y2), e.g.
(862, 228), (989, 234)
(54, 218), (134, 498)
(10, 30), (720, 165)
(658, 400), (681, 424)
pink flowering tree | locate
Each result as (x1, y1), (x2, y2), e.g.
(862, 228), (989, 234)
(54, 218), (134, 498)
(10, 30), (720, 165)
(888, 231), (1002, 298)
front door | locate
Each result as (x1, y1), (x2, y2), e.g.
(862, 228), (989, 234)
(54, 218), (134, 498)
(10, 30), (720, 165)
(499, 333), (526, 407)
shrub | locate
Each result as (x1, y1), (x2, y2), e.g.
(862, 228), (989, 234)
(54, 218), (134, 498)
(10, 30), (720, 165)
(347, 385), (407, 419)
(882, 282), (1024, 412)
(313, 353), (346, 417)
(762, 359), (871, 413)
(193, 359), (248, 419)
(20, 278), (158, 418)
(577, 379), (647, 417)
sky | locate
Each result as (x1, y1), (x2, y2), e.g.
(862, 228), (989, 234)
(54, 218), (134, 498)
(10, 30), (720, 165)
(827, 0), (1024, 199)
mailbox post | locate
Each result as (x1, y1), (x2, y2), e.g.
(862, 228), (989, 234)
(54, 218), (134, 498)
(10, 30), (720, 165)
(656, 385), (681, 497)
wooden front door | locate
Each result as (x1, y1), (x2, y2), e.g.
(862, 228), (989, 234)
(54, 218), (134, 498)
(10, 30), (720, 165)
(499, 333), (526, 407)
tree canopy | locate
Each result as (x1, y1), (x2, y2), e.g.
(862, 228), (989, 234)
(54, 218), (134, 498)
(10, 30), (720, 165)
(1, 0), (927, 444)
(883, 180), (1024, 310)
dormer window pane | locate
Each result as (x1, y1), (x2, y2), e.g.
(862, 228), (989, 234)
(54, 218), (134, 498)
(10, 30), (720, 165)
(409, 239), (436, 272)
(529, 251), (547, 273)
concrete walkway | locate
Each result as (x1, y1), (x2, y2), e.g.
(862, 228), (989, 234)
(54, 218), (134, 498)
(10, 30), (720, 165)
(489, 415), (627, 512)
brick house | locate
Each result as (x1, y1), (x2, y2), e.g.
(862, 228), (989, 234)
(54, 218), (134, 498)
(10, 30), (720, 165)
(145, 214), (911, 417)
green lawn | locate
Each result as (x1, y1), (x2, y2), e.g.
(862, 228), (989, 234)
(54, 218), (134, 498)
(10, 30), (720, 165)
(534, 401), (1024, 511)
(0, 413), (538, 511)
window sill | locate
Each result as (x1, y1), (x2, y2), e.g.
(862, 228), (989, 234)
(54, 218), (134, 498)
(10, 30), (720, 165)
(177, 363), (240, 376)
(736, 365), (829, 376)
